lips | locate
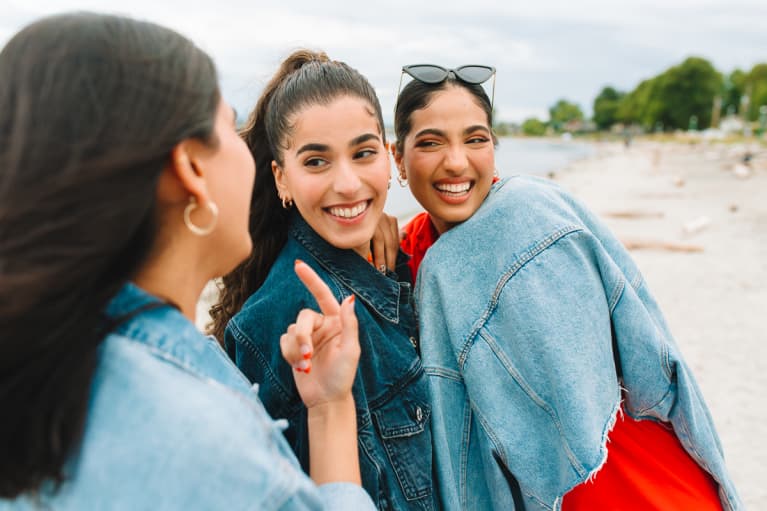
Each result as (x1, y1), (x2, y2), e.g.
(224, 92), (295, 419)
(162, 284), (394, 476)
(326, 200), (370, 219)
(434, 181), (471, 195)
(433, 179), (474, 204)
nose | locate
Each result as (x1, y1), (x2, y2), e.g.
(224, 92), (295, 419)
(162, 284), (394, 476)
(332, 158), (363, 195)
(443, 143), (469, 174)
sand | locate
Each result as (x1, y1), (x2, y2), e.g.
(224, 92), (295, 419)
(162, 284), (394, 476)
(548, 139), (766, 509)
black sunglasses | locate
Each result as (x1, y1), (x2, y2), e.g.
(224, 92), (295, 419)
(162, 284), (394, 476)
(396, 64), (496, 111)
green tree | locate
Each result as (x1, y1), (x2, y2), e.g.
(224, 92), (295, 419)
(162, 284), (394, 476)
(656, 57), (722, 129)
(723, 69), (746, 116)
(745, 63), (767, 121)
(592, 86), (625, 130)
(616, 77), (665, 129)
(548, 99), (584, 131)
(521, 118), (547, 136)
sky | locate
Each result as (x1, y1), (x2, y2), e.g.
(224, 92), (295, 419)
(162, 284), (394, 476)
(2, 0), (766, 124)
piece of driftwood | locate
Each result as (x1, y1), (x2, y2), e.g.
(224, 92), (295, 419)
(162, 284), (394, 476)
(603, 210), (665, 219)
(621, 239), (704, 253)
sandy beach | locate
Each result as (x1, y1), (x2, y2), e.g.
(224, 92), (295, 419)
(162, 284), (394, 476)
(196, 137), (766, 508)
(549, 139), (766, 509)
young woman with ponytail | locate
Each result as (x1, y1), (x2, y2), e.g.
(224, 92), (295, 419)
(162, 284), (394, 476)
(210, 50), (437, 511)
(0, 13), (375, 510)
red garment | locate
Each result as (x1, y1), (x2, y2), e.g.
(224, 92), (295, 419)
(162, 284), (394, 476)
(563, 407), (722, 510)
(400, 212), (439, 282)
(401, 214), (723, 511)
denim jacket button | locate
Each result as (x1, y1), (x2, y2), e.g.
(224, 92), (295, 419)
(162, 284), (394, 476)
(409, 336), (417, 348)
(415, 406), (423, 422)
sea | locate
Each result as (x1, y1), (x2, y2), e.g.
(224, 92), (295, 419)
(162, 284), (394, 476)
(385, 136), (595, 218)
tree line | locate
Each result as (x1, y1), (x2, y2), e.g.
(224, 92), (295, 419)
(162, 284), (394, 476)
(515, 57), (767, 136)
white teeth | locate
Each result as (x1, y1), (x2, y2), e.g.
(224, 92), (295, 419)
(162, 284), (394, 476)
(328, 202), (368, 219)
(435, 182), (471, 194)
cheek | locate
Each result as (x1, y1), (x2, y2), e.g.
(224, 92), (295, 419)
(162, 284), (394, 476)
(405, 152), (435, 180)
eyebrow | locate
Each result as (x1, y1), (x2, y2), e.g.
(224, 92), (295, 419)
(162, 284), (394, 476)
(414, 126), (490, 138)
(296, 133), (381, 156)
(464, 125), (491, 135)
(296, 143), (330, 156)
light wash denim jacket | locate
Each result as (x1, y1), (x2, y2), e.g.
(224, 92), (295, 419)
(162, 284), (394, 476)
(0, 283), (375, 511)
(414, 176), (742, 511)
(226, 214), (437, 511)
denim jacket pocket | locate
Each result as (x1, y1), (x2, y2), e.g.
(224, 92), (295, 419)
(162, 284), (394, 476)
(372, 396), (433, 502)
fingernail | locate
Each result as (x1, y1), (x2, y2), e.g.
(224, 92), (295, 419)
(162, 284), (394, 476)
(349, 295), (355, 305)
(294, 259), (304, 268)
(300, 345), (312, 360)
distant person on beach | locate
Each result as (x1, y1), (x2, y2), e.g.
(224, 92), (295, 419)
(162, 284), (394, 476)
(392, 64), (741, 510)
(209, 51), (436, 510)
(0, 13), (375, 510)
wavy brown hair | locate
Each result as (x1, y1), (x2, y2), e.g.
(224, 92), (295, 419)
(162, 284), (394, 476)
(208, 49), (385, 343)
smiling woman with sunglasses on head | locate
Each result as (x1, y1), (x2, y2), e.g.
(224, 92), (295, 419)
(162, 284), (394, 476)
(0, 13), (376, 510)
(392, 65), (742, 510)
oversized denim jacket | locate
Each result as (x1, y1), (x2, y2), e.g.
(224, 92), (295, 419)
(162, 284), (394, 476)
(414, 176), (742, 511)
(226, 214), (437, 511)
(1, 283), (376, 511)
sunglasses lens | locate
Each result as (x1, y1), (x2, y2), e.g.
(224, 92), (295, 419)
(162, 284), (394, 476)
(405, 65), (449, 83)
(455, 65), (495, 84)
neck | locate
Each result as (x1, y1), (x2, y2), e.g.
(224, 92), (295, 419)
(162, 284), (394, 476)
(132, 247), (210, 324)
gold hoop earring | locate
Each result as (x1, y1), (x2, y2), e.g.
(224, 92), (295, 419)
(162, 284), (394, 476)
(183, 197), (218, 236)
(281, 196), (293, 209)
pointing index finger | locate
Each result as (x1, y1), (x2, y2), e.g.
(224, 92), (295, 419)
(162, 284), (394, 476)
(294, 260), (340, 316)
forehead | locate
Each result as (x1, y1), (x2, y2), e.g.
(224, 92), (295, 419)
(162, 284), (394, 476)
(289, 95), (380, 143)
(409, 86), (488, 132)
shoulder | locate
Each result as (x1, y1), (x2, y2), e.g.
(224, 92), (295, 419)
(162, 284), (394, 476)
(67, 335), (301, 509)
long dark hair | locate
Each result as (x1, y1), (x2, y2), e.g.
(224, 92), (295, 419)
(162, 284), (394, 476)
(0, 12), (219, 497)
(394, 78), (496, 155)
(209, 49), (385, 342)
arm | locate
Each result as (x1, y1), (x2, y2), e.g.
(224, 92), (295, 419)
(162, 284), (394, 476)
(280, 261), (361, 485)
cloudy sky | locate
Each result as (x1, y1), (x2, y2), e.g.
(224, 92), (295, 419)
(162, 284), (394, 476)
(2, 0), (765, 123)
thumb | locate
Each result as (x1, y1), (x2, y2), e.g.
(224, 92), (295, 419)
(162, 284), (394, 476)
(339, 295), (359, 349)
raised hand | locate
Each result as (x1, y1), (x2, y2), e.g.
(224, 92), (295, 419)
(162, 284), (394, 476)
(280, 260), (360, 409)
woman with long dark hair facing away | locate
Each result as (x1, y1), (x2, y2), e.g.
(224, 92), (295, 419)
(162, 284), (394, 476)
(210, 51), (437, 510)
(0, 13), (374, 510)
(392, 65), (741, 510)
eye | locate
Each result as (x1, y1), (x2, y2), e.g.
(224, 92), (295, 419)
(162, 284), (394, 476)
(467, 135), (490, 144)
(304, 157), (329, 168)
(415, 139), (440, 148)
(354, 148), (378, 160)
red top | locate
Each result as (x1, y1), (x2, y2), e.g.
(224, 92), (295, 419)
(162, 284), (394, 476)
(400, 213), (723, 511)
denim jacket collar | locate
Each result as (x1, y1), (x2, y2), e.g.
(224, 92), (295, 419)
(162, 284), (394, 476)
(289, 213), (403, 324)
(103, 283), (253, 394)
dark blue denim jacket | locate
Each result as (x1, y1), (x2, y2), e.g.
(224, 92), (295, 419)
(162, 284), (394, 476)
(225, 214), (437, 511)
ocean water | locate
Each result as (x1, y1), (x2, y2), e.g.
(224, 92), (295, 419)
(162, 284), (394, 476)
(386, 136), (595, 218)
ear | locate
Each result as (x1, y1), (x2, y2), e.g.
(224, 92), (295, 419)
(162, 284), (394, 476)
(157, 141), (211, 205)
(391, 144), (407, 180)
(271, 160), (289, 198)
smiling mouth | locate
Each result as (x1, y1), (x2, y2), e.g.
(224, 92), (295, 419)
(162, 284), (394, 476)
(326, 200), (370, 219)
(434, 181), (472, 197)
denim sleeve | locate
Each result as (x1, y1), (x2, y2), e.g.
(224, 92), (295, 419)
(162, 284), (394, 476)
(278, 483), (376, 510)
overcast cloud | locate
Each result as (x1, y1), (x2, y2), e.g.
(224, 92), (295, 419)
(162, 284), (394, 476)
(2, 0), (765, 123)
